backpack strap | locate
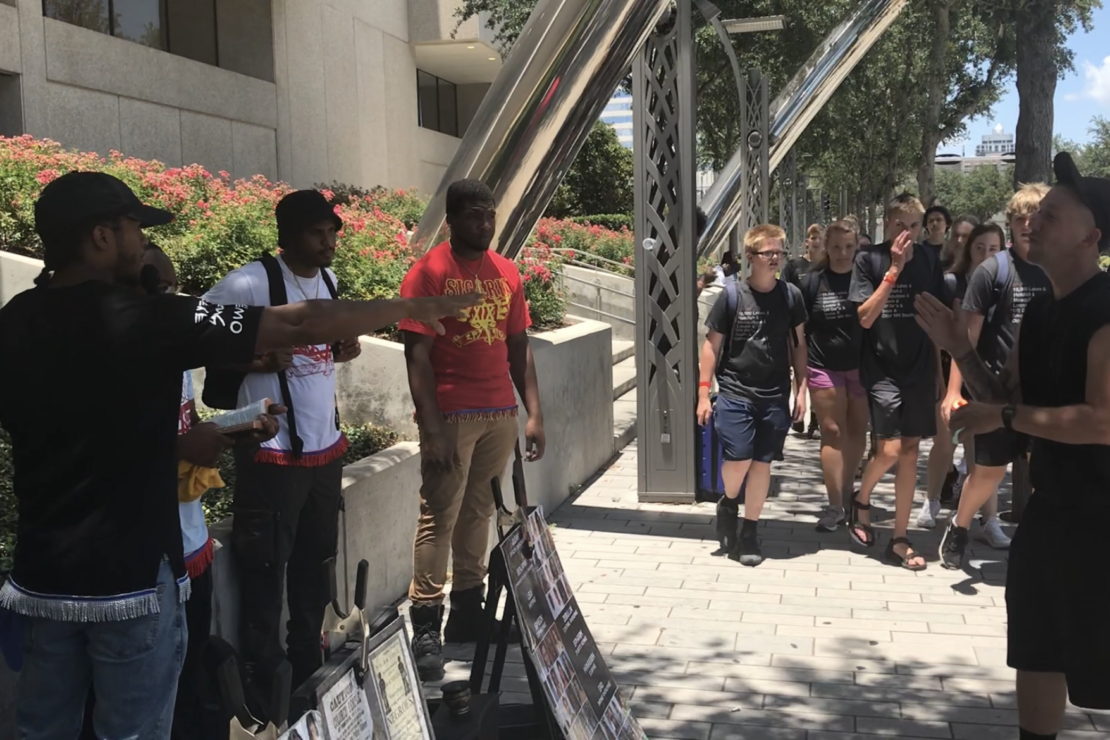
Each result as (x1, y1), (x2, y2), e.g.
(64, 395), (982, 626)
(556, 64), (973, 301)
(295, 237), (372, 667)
(260, 254), (304, 459)
(778, 279), (800, 347)
(320, 269), (339, 300)
(995, 250), (1011, 291)
(319, 268), (343, 431)
(717, 280), (741, 374)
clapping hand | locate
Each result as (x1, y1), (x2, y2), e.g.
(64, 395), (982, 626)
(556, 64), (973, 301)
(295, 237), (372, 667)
(915, 295), (973, 357)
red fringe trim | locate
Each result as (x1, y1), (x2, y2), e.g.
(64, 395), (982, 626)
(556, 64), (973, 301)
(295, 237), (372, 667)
(184, 538), (214, 579)
(444, 408), (518, 423)
(252, 434), (349, 467)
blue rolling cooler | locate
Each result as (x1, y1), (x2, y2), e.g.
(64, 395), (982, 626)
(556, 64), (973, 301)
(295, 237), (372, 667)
(696, 396), (746, 502)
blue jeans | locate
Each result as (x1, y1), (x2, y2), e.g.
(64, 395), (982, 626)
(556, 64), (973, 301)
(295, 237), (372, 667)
(714, 394), (791, 463)
(17, 561), (187, 740)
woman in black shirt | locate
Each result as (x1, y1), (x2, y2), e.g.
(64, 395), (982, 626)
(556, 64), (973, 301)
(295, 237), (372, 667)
(921, 222), (1005, 526)
(800, 221), (867, 533)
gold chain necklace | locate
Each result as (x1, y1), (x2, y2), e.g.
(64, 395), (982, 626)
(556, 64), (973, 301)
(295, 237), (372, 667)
(455, 251), (487, 294)
(282, 256), (321, 301)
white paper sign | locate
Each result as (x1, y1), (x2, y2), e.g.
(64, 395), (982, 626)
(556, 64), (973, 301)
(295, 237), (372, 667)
(321, 671), (374, 740)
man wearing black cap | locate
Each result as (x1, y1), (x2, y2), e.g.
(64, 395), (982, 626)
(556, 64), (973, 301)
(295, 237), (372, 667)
(202, 189), (362, 699)
(0, 172), (477, 738)
(916, 153), (1110, 738)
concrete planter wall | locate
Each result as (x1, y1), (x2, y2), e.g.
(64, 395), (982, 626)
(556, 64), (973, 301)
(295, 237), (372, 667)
(559, 264), (636, 341)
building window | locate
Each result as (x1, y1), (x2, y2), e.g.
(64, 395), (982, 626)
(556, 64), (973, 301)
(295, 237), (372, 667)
(44, 0), (166, 49)
(417, 70), (458, 138)
(42, 0), (273, 82)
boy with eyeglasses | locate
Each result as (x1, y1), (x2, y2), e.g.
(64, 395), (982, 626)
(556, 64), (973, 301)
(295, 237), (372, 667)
(697, 224), (808, 567)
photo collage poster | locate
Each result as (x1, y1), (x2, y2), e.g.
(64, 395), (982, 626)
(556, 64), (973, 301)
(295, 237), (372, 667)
(500, 509), (648, 740)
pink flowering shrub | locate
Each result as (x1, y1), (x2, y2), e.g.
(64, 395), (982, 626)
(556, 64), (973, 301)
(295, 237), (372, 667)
(534, 218), (633, 274)
(0, 136), (631, 325)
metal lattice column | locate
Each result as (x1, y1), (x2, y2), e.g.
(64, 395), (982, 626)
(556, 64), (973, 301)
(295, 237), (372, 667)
(738, 68), (770, 239)
(795, 174), (808, 245)
(777, 149), (797, 254)
(633, 0), (698, 502)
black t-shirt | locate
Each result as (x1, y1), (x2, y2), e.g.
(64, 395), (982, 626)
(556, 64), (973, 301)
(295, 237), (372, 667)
(0, 282), (262, 601)
(706, 279), (808, 402)
(922, 240), (948, 270)
(801, 268), (861, 372)
(780, 257), (813, 288)
(1019, 272), (1110, 507)
(962, 249), (1051, 374)
(849, 242), (944, 387)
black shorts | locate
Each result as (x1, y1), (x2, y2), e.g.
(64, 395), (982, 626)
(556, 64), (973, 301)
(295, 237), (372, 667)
(1006, 496), (1110, 709)
(866, 378), (937, 440)
(973, 428), (1030, 468)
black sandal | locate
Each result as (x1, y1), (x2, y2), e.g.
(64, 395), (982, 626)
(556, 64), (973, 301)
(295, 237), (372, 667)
(885, 537), (927, 571)
(848, 491), (876, 548)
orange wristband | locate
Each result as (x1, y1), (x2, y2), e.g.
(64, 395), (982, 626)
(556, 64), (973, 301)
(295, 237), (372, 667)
(883, 273), (897, 285)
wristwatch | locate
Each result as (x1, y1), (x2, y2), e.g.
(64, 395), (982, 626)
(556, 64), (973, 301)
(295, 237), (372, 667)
(1001, 405), (1017, 431)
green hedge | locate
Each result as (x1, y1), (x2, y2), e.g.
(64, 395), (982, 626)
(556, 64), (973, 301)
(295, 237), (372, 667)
(568, 214), (633, 232)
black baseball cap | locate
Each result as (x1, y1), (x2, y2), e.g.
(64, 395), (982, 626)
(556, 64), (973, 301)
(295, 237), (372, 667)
(34, 171), (174, 235)
(1053, 152), (1110, 250)
(275, 190), (343, 233)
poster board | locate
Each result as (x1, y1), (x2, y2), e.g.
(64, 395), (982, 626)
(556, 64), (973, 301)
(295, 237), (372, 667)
(501, 509), (647, 740)
(297, 620), (433, 740)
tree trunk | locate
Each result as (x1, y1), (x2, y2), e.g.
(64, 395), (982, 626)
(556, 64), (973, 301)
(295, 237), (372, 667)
(917, 1), (951, 206)
(1013, 4), (1058, 188)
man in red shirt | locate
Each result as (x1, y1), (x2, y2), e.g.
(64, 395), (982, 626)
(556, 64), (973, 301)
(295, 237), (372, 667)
(400, 179), (545, 680)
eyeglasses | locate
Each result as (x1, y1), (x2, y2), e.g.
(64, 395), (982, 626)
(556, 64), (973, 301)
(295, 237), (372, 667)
(755, 250), (785, 259)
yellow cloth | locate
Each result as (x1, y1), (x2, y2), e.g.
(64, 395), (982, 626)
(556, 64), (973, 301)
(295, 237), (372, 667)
(178, 460), (225, 503)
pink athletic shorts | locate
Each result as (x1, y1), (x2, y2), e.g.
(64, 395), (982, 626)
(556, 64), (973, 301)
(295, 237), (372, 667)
(808, 366), (865, 399)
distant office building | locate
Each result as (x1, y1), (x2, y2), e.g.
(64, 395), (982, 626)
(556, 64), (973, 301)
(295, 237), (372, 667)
(0, 1), (502, 194)
(601, 92), (633, 148)
(975, 124), (1015, 157)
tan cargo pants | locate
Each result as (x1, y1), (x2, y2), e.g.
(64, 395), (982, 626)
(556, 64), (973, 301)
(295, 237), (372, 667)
(408, 415), (520, 606)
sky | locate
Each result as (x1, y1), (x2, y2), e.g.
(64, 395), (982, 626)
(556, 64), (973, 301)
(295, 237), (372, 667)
(942, 4), (1110, 153)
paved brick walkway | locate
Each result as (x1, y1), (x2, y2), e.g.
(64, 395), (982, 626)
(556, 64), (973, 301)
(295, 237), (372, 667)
(425, 432), (1109, 738)
(544, 433), (1110, 740)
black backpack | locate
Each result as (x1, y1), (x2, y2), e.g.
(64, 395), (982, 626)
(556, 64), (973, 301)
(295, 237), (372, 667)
(202, 253), (340, 458)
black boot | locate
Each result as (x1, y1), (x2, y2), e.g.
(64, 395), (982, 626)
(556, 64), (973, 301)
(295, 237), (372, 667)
(715, 496), (739, 556)
(409, 604), (445, 682)
(735, 518), (764, 567)
(444, 587), (487, 644)
(444, 587), (520, 644)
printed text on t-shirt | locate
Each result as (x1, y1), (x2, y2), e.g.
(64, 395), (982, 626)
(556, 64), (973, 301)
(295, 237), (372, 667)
(445, 276), (513, 347)
(880, 284), (916, 320)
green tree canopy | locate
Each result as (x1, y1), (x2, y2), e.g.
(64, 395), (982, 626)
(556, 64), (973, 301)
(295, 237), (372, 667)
(546, 121), (635, 219)
(934, 164), (1015, 222)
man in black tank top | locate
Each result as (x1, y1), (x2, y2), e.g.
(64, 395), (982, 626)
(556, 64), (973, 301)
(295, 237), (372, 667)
(914, 153), (1110, 737)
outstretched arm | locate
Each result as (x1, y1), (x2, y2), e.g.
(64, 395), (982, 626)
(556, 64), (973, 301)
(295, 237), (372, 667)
(255, 295), (477, 354)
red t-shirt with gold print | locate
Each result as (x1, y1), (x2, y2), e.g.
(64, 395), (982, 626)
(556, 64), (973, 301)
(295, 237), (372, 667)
(398, 241), (531, 419)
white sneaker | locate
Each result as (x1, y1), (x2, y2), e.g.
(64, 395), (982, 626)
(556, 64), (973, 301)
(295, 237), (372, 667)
(916, 499), (941, 529)
(977, 517), (1012, 549)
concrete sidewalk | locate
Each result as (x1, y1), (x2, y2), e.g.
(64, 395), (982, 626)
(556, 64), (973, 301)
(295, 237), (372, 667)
(548, 434), (1108, 739)
(424, 432), (1109, 739)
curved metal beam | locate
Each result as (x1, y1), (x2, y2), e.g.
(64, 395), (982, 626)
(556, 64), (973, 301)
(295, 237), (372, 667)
(697, 0), (910, 258)
(410, 0), (672, 260)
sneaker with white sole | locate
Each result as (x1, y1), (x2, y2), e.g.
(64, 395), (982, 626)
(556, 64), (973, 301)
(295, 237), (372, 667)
(816, 506), (844, 533)
(976, 517), (1012, 549)
(916, 499), (941, 529)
